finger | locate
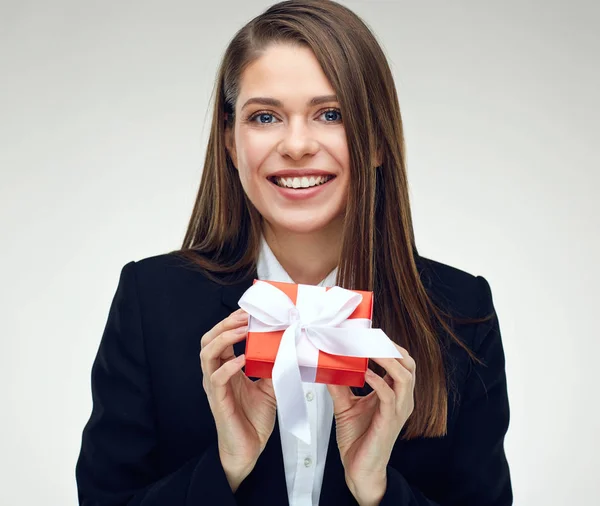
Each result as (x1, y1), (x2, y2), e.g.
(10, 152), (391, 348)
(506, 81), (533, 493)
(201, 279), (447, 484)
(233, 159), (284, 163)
(202, 325), (248, 363)
(200, 309), (248, 350)
(210, 354), (246, 403)
(372, 357), (413, 384)
(200, 325), (248, 377)
(364, 369), (396, 419)
(394, 345), (416, 374)
(383, 373), (394, 388)
(327, 384), (355, 414)
(371, 357), (415, 403)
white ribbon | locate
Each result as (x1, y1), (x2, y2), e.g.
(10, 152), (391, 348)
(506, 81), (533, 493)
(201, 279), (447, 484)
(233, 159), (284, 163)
(238, 280), (402, 444)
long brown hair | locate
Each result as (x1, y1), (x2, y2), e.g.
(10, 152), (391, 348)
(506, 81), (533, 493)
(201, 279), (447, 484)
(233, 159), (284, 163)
(173, 0), (491, 439)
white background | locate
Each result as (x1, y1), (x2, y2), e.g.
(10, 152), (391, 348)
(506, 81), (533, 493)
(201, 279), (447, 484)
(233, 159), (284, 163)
(1, 1), (598, 504)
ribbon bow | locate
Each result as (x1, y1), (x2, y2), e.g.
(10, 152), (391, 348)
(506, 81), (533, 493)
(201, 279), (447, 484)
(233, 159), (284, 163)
(238, 280), (402, 444)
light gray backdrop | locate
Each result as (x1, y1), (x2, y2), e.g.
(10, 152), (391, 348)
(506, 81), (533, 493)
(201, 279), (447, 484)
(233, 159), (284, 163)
(1, 0), (598, 504)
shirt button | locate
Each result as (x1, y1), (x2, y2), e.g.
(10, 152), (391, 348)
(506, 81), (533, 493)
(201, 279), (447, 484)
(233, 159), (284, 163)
(305, 391), (314, 402)
(304, 457), (312, 468)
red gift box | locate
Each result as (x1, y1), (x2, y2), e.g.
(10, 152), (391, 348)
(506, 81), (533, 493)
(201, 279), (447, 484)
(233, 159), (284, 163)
(244, 280), (372, 387)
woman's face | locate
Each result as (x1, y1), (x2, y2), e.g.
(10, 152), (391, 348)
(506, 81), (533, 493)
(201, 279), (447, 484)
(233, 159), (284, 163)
(225, 43), (350, 237)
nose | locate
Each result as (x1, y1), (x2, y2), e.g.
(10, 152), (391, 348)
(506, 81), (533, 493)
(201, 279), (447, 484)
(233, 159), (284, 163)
(277, 117), (319, 160)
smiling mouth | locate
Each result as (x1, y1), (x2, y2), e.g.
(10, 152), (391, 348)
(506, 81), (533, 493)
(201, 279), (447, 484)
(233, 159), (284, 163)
(268, 175), (335, 189)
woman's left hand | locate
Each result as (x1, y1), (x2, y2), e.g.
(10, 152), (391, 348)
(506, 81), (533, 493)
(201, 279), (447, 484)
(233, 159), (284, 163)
(326, 344), (416, 506)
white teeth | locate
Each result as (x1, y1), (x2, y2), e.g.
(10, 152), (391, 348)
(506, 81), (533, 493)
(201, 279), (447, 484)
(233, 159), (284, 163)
(273, 175), (333, 188)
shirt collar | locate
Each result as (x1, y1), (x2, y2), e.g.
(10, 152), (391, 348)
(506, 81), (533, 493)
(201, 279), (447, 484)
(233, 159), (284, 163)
(256, 235), (338, 287)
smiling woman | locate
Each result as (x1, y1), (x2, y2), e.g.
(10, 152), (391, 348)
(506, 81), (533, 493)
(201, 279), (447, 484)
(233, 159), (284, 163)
(76, 1), (512, 505)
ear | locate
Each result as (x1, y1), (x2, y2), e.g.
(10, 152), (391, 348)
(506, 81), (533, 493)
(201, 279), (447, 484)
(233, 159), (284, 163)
(224, 120), (238, 169)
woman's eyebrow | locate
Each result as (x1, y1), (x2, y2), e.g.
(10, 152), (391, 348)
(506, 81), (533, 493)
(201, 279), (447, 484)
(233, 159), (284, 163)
(241, 95), (338, 111)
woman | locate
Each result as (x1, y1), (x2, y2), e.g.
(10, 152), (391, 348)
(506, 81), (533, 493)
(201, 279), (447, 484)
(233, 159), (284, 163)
(76, 1), (512, 505)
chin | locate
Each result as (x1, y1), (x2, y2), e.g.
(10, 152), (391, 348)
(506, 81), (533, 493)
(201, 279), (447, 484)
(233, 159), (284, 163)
(264, 212), (343, 236)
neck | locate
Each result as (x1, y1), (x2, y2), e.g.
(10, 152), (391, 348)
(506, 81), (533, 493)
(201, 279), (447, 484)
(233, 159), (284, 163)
(262, 219), (343, 285)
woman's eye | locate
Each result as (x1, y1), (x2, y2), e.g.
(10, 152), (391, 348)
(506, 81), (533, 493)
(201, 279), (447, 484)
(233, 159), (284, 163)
(320, 108), (342, 122)
(250, 112), (278, 124)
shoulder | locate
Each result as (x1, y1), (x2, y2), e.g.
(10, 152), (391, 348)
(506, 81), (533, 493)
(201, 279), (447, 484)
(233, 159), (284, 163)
(125, 250), (218, 288)
(114, 251), (229, 316)
(415, 255), (497, 350)
(120, 249), (255, 313)
(416, 254), (494, 317)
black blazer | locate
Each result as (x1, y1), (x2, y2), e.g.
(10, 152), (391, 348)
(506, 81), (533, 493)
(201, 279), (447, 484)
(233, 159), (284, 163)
(76, 252), (512, 505)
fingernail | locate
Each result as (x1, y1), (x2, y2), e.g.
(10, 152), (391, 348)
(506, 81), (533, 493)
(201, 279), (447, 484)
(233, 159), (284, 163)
(236, 325), (248, 334)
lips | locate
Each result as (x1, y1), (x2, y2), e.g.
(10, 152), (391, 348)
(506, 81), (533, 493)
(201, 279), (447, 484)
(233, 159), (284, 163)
(267, 169), (336, 190)
(269, 174), (335, 189)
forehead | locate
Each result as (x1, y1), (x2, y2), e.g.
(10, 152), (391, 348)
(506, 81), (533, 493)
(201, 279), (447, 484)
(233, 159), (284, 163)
(238, 43), (336, 105)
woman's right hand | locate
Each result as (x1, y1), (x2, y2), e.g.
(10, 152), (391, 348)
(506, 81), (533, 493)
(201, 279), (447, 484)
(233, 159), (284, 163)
(200, 308), (277, 492)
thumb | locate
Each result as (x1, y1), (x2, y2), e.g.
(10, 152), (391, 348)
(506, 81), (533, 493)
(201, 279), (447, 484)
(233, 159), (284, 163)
(327, 384), (354, 414)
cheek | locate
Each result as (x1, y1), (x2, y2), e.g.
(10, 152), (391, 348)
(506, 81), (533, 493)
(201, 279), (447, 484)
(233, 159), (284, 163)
(329, 132), (350, 173)
(236, 130), (272, 175)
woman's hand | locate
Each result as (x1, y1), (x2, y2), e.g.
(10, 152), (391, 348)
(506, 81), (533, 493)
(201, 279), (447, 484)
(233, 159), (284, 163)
(326, 345), (416, 506)
(200, 308), (277, 492)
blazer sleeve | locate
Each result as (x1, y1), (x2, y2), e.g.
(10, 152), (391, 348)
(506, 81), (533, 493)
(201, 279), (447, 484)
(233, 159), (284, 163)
(76, 261), (238, 506)
(378, 275), (513, 505)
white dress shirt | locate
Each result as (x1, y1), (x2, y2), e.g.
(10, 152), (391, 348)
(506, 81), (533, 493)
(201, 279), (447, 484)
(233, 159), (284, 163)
(256, 236), (336, 506)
